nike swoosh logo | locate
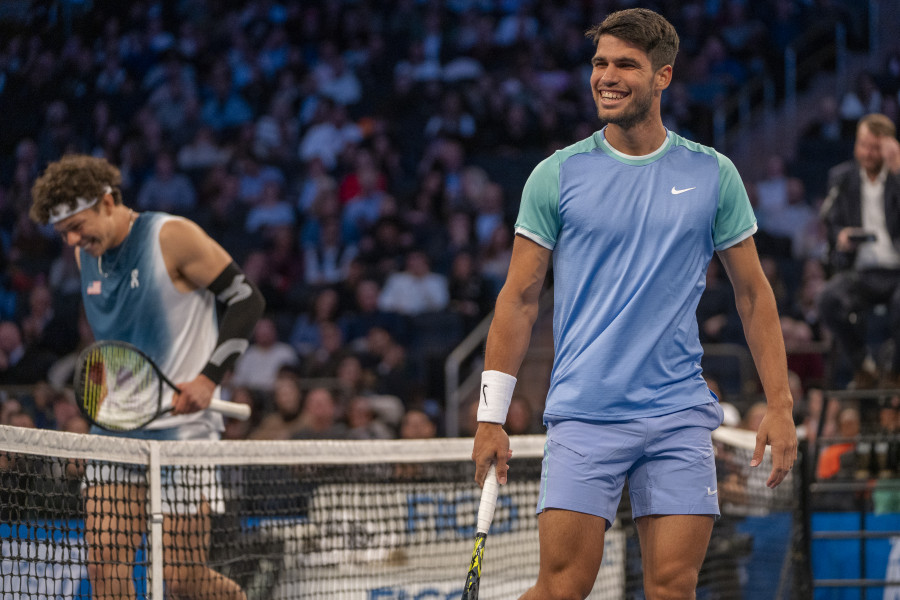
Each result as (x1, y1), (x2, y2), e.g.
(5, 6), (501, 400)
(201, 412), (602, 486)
(671, 186), (696, 195)
(482, 384), (488, 406)
(707, 487), (717, 496)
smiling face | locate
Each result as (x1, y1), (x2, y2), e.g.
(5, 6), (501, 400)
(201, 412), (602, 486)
(590, 34), (670, 131)
(54, 200), (114, 257)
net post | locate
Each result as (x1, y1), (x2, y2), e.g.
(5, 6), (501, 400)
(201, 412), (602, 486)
(149, 441), (164, 600)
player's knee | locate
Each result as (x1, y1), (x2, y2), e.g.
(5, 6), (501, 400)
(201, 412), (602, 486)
(530, 577), (594, 600)
(643, 566), (700, 600)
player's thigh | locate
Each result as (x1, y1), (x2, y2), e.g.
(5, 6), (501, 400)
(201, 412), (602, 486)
(163, 500), (211, 564)
(84, 483), (147, 560)
(534, 508), (607, 593)
(636, 514), (713, 595)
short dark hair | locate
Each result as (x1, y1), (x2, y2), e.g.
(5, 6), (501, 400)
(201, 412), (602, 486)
(30, 154), (123, 225)
(585, 8), (679, 72)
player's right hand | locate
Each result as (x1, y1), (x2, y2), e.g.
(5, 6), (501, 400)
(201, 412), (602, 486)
(472, 422), (512, 487)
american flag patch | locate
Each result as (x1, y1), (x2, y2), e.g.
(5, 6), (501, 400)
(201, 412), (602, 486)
(87, 280), (102, 295)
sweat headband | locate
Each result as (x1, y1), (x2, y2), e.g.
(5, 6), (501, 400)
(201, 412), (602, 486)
(48, 186), (112, 224)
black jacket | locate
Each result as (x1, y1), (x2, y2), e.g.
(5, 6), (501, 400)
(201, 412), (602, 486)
(820, 160), (900, 272)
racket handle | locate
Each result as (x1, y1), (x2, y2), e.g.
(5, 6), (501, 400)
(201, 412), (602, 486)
(209, 399), (252, 421)
(476, 464), (500, 535)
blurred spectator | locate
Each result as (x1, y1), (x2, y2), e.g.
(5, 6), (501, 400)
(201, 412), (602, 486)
(399, 408), (437, 440)
(839, 71), (883, 129)
(0, 320), (54, 384)
(341, 163), (392, 243)
(303, 217), (358, 288)
(339, 279), (407, 348)
(244, 180), (295, 235)
(248, 373), (305, 440)
(506, 397), (538, 436)
(378, 250), (449, 316)
(176, 126), (231, 172)
(222, 386), (258, 441)
(289, 287), (341, 357)
(801, 95), (845, 142)
(136, 151), (197, 214)
(200, 61), (254, 135)
(299, 101), (362, 171)
(818, 113), (900, 389)
(817, 406), (861, 480)
(231, 317), (299, 392)
(302, 320), (348, 378)
(20, 282), (78, 357)
(479, 222), (514, 294)
(345, 395), (394, 440)
(291, 386), (347, 439)
(448, 251), (494, 329)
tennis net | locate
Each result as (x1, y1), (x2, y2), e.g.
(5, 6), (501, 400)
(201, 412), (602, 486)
(0, 423), (797, 599)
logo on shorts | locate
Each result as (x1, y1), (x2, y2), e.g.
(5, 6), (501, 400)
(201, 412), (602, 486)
(707, 487), (717, 496)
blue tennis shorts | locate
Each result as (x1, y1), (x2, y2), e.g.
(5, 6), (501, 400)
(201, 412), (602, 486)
(537, 402), (725, 528)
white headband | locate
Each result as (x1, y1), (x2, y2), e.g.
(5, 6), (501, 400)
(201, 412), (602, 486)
(48, 186), (111, 224)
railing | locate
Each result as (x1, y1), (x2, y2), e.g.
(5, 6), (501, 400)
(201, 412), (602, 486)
(713, 20), (849, 152)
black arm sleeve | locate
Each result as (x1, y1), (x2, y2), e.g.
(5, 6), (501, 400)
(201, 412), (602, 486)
(200, 261), (266, 384)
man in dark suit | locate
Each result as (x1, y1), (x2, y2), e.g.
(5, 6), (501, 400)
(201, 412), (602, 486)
(819, 113), (900, 388)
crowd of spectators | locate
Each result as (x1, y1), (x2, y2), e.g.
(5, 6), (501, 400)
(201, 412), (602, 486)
(0, 0), (886, 442)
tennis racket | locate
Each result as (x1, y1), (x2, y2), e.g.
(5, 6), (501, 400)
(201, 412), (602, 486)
(461, 463), (500, 600)
(74, 340), (251, 432)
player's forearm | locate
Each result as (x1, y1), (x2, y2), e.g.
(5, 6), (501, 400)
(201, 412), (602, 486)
(483, 288), (540, 377)
(735, 286), (793, 411)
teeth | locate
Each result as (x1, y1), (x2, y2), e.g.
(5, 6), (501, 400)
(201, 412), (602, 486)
(601, 91), (626, 99)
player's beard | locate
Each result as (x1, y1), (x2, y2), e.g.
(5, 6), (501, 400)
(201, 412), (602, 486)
(596, 86), (654, 130)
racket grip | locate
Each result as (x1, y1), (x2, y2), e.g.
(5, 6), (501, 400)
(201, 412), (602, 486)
(476, 464), (500, 535)
(209, 399), (252, 421)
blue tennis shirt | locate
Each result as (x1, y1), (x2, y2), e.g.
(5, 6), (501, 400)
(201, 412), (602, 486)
(515, 128), (757, 422)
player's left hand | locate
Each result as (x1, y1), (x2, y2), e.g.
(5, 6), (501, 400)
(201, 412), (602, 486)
(751, 406), (797, 488)
(172, 375), (216, 414)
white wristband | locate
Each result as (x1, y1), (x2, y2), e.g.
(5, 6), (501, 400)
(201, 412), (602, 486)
(477, 370), (517, 424)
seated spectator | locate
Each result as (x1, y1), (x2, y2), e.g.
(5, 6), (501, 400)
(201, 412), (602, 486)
(200, 61), (254, 134)
(302, 320), (348, 378)
(235, 154), (286, 206)
(176, 126), (231, 172)
(340, 279), (407, 347)
(291, 386), (347, 439)
(136, 151), (197, 214)
(344, 395), (394, 440)
(249, 373), (305, 440)
(356, 216), (413, 279)
(818, 113), (900, 389)
(448, 251), (494, 329)
(479, 223), (514, 294)
(231, 317), (300, 393)
(222, 386), (258, 441)
(817, 406), (861, 480)
(244, 180), (296, 235)
(289, 288), (341, 357)
(298, 100), (363, 172)
(0, 321), (55, 384)
(378, 250), (449, 316)
(20, 282), (78, 357)
(341, 163), (392, 243)
(303, 217), (358, 288)
(399, 408), (437, 440)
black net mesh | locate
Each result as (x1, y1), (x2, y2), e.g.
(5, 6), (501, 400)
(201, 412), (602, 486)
(0, 426), (798, 599)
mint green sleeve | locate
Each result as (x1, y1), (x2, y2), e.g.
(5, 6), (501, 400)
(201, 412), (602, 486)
(514, 154), (562, 249)
(713, 152), (758, 251)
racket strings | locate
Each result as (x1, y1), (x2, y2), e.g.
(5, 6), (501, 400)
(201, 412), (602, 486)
(77, 344), (162, 430)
